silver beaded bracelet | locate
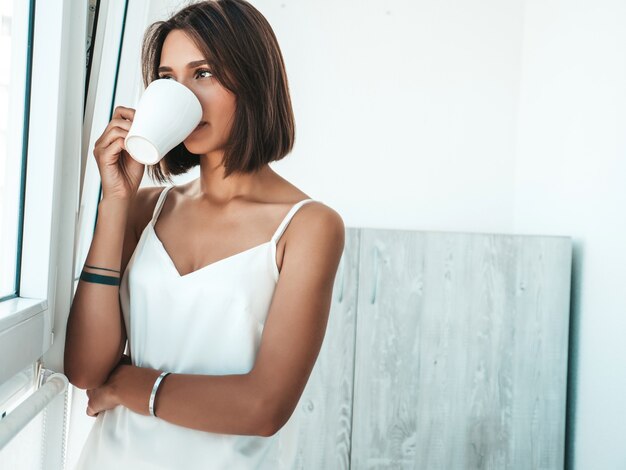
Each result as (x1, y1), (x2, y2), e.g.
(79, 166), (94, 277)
(149, 371), (171, 417)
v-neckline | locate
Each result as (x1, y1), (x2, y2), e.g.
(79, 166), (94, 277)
(148, 222), (273, 279)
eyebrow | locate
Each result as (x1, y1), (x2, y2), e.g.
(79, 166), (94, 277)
(157, 60), (208, 72)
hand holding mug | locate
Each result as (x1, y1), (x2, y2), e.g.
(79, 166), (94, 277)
(93, 106), (145, 201)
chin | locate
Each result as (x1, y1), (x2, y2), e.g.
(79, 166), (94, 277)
(183, 137), (209, 149)
(182, 142), (217, 157)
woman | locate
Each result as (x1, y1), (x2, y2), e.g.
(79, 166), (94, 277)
(64, 0), (345, 468)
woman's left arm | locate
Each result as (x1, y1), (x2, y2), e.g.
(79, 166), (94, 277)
(87, 204), (345, 437)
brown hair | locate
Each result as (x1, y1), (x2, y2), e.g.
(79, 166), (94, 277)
(140, 0), (295, 183)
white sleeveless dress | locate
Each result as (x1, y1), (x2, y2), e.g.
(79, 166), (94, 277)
(74, 185), (316, 470)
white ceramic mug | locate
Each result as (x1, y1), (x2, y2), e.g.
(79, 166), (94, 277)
(124, 79), (203, 165)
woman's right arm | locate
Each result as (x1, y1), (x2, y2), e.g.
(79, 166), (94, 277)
(64, 196), (134, 390)
(64, 105), (145, 390)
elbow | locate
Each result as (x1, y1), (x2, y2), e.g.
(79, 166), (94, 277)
(254, 395), (292, 438)
(257, 419), (279, 438)
(65, 371), (105, 391)
(64, 347), (116, 390)
(63, 361), (107, 390)
(64, 372), (87, 390)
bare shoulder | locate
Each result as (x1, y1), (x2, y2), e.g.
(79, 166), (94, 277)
(272, 173), (345, 250)
(270, 173), (342, 226)
(294, 200), (344, 231)
(274, 199), (345, 310)
(130, 185), (167, 239)
(286, 199), (346, 257)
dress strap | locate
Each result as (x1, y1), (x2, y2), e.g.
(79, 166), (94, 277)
(151, 185), (174, 223)
(271, 198), (316, 244)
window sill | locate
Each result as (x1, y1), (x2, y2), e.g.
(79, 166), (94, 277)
(0, 298), (50, 385)
(0, 297), (48, 332)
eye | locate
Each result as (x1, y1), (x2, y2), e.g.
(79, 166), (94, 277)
(158, 69), (213, 80)
(196, 69), (213, 79)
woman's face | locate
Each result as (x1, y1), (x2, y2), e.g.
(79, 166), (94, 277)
(157, 29), (236, 155)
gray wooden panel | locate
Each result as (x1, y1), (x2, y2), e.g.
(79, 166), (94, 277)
(350, 230), (571, 470)
(284, 227), (359, 469)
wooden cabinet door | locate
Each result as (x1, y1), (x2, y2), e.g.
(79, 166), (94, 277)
(350, 230), (571, 469)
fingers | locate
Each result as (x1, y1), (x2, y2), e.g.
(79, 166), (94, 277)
(86, 389), (99, 417)
(97, 127), (128, 151)
(94, 105), (134, 150)
(93, 135), (128, 172)
(112, 105), (135, 122)
(91, 105), (142, 199)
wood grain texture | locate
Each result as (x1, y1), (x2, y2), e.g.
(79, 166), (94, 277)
(282, 227), (360, 469)
(350, 230), (572, 470)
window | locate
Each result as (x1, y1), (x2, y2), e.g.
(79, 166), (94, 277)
(0, 0), (86, 389)
(0, 0), (31, 301)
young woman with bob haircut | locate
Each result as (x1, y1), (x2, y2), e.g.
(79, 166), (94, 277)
(65, 1), (344, 468)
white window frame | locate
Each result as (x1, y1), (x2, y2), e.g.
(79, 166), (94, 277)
(0, 0), (87, 387)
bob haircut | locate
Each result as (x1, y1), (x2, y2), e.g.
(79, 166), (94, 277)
(139, 0), (295, 183)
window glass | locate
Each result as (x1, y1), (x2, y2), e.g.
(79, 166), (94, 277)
(0, 0), (31, 300)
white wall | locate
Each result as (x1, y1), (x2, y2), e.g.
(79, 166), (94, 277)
(513, 1), (626, 468)
(252, 0), (526, 234)
(249, 0), (625, 468)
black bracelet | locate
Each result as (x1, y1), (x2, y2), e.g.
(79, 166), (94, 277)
(80, 270), (120, 286)
(84, 263), (121, 273)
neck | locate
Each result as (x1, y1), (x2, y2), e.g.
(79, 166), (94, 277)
(191, 153), (272, 205)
